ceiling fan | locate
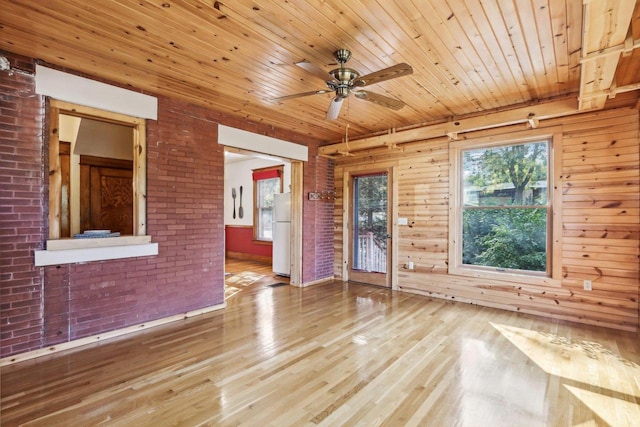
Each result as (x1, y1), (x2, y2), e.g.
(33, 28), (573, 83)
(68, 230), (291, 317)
(273, 48), (413, 120)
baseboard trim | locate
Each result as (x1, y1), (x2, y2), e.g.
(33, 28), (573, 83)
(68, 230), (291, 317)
(226, 251), (272, 264)
(294, 276), (335, 288)
(0, 302), (226, 367)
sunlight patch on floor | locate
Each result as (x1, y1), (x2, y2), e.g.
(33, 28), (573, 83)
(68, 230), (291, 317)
(492, 322), (640, 425)
(225, 271), (265, 299)
(565, 384), (640, 427)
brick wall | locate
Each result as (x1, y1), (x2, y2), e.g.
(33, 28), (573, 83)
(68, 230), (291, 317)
(0, 53), (46, 356)
(313, 154), (335, 280)
(0, 50), (334, 358)
(302, 148), (335, 283)
(40, 96), (226, 343)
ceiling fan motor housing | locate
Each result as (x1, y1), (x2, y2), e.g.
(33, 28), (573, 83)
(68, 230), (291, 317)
(329, 67), (360, 98)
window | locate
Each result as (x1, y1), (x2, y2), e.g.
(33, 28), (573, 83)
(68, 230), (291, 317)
(449, 133), (561, 284)
(35, 99), (156, 266)
(253, 166), (283, 241)
(49, 100), (147, 239)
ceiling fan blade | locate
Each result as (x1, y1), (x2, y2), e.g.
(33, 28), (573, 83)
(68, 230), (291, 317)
(272, 89), (332, 101)
(353, 90), (406, 110)
(326, 97), (344, 120)
(296, 61), (336, 83)
(353, 63), (413, 87)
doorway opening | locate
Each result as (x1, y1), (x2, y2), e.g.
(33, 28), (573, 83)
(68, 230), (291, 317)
(344, 168), (394, 288)
(223, 148), (302, 298)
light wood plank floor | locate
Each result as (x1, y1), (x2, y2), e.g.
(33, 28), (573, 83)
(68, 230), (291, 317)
(1, 261), (638, 426)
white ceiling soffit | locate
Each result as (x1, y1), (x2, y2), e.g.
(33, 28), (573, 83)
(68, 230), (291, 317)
(218, 125), (308, 162)
(35, 65), (158, 120)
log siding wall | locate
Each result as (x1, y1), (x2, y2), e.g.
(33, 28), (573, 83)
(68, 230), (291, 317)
(334, 107), (639, 331)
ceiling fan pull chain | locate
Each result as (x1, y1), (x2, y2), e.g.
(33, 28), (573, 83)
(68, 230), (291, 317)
(340, 122), (353, 156)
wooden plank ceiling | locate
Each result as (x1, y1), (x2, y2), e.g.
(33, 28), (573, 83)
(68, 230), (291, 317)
(1, 0), (639, 143)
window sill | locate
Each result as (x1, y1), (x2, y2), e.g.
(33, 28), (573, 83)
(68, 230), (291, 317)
(449, 265), (561, 288)
(34, 236), (158, 266)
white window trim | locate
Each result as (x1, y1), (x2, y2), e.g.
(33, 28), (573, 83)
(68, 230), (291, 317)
(35, 236), (158, 266)
(448, 128), (563, 287)
(252, 166), (283, 242)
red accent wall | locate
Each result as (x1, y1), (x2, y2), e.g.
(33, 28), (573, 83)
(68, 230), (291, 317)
(0, 50), (334, 358)
(225, 226), (272, 259)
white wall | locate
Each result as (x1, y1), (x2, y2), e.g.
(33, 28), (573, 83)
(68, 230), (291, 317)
(224, 157), (291, 226)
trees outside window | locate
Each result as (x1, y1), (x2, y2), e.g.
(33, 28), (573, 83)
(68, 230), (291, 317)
(352, 173), (388, 273)
(461, 140), (550, 274)
(253, 166), (283, 241)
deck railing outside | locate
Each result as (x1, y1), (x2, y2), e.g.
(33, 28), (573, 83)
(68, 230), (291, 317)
(356, 232), (386, 273)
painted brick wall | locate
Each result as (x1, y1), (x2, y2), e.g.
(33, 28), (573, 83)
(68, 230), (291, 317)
(0, 50), (335, 358)
(0, 54), (46, 356)
(313, 155), (335, 280)
(302, 149), (335, 283)
(40, 96), (226, 342)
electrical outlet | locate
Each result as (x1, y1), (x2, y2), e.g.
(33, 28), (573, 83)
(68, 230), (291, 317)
(408, 261), (414, 270)
(583, 280), (592, 291)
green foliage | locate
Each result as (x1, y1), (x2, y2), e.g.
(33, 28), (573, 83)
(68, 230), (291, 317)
(461, 140), (549, 273)
(259, 178), (280, 208)
(463, 208), (547, 272)
(464, 141), (548, 205)
(355, 175), (388, 248)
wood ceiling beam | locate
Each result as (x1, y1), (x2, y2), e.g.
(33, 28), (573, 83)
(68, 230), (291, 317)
(318, 97), (579, 156)
(578, 0), (637, 111)
(579, 82), (640, 100)
(579, 37), (640, 63)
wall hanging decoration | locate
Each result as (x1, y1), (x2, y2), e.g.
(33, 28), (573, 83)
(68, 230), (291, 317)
(232, 187), (236, 219)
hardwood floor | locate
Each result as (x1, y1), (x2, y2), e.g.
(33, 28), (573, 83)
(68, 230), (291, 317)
(224, 257), (288, 298)
(1, 261), (638, 426)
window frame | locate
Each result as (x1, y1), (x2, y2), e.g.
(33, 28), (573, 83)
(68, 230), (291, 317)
(48, 99), (147, 238)
(252, 165), (283, 242)
(34, 99), (156, 266)
(448, 129), (563, 287)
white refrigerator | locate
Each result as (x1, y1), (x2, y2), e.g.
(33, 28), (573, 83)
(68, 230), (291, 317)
(272, 192), (291, 276)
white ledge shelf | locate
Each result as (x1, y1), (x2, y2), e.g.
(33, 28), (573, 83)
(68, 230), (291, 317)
(35, 236), (158, 266)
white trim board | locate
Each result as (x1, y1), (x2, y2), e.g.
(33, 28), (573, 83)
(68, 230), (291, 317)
(35, 65), (158, 120)
(34, 243), (158, 266)
(218, 125), (308, 161)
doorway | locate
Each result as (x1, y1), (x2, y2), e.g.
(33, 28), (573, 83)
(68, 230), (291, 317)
(223, 148), (303, 289)
(348, 170), (392, 287)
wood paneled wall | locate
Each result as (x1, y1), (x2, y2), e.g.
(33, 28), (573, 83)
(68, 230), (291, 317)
(333, 107), (639, 331)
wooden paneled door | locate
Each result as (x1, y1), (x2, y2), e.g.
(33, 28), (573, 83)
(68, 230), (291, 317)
(348, 170), (391, 287)
(80, 155), (133, 234)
